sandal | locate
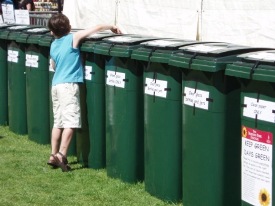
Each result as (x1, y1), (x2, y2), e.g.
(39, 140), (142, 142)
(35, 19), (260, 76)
(47, 154), (58, 168)
(53, 155), (71, 172)
(58, 152), (68, 165)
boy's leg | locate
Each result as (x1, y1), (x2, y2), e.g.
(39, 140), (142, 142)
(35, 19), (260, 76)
(57, 83), (80, 160)
(48, 127), (62, 163)
(48, 85), (62, 163)
(57, 128), (75, 159)
(51, 127), (62, 154)
(54, 83), (80, 165)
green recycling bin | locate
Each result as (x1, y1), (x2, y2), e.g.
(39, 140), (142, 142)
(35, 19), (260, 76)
(40, 32), (77, 156)
(6, 25), (37, 134)
(168, 43), (269, 206)
(0, 24), (15, 125)
(75, 82), (90, 166)
(16, 27), (51, 144)
(131, 39), (203, 202)
(80, 32), (121, 169)
(94, 35), (156, 183)
(225, 50), (275, 206)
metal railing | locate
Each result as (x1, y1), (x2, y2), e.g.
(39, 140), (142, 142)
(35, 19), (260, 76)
(29, 11), (58, 26)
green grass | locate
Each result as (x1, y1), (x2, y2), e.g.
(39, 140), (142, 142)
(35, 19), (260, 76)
(0, 126), (182, 206)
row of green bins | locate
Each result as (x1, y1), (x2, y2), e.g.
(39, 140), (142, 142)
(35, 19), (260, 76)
(94, 35), (157, 183)
(16, 27), (51, 144)
(168, 43), (269, 206)
(131, 39), (204, 202)
(0, 24), (14, 125)
(80, 32), (121, 168)
(6, 25), (36, 135)
(225, 50), (275, 206)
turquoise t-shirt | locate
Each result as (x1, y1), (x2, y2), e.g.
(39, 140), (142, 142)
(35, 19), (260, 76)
(50, 33), (83, 86)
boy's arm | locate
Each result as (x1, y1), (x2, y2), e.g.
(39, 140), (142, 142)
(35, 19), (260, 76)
(73, 24), (122, 48)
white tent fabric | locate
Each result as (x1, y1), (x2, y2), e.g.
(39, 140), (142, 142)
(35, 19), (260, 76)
(116, 0), (198, 39)
(63, 0), (116, 27)
(201, 0), (275, 47)
(63, 0), (275, 47)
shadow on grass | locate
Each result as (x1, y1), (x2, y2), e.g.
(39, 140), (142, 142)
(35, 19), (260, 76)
(69, 161), (79, 165)
(0, 135), (5, 139)
(68, 161), (86, 171)
(70, 166), (85, 171)
(47, 164), (85, 172)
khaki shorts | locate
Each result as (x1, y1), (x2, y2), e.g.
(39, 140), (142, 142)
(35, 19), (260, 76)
(52, 83), (81, 128)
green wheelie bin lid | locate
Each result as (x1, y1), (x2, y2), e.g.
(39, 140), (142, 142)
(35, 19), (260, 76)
(38, 32), (54, 47)
(0, 24), (16, 39)
(169, 42), (270, 72)
(131, 38), (201, 63)
(0, 23), (15, 31)
(16, 27), (49, 44)
(38, 28), (82, 47)
(225, 50), (275, 82)
(94, 35), (157, 57)
(4, 25), (38, 41)
(0, 23), (13, 29)
(81, 31), (121, 52)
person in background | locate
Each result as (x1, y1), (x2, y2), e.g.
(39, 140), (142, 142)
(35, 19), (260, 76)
(19, 0), (35, 11)
(46, 13), (122, 172)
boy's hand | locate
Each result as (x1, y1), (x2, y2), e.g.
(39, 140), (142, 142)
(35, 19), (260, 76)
(111, 26), (122, 34)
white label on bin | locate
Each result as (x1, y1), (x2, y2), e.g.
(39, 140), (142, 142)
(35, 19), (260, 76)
(243, 97), (275, 123)
(85, 66), (92, 80)
(106, 70), (125, 88)
(7, 50), (18, 63)
(25, 54), (39, 68)
(183, 87), (209, 110)
(241, 126), (273, 206)
(144, 78), (168, 98)
(49, 58), (54, 72)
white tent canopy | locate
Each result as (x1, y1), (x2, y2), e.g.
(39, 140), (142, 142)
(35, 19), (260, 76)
(63, 0), (275, 47)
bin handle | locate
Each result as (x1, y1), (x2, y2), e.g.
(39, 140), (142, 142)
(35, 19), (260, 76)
(188, 52), (197, 69)
(249, 61), (259, 79)
(145, 47), (156, 71)
(255, 114), (258, 128)
(26, 34), (32, 43)
(108, 43), (115, 56)
(7, 31), (11, 40)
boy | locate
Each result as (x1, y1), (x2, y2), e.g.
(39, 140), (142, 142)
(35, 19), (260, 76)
(47, 13), (121, 172)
